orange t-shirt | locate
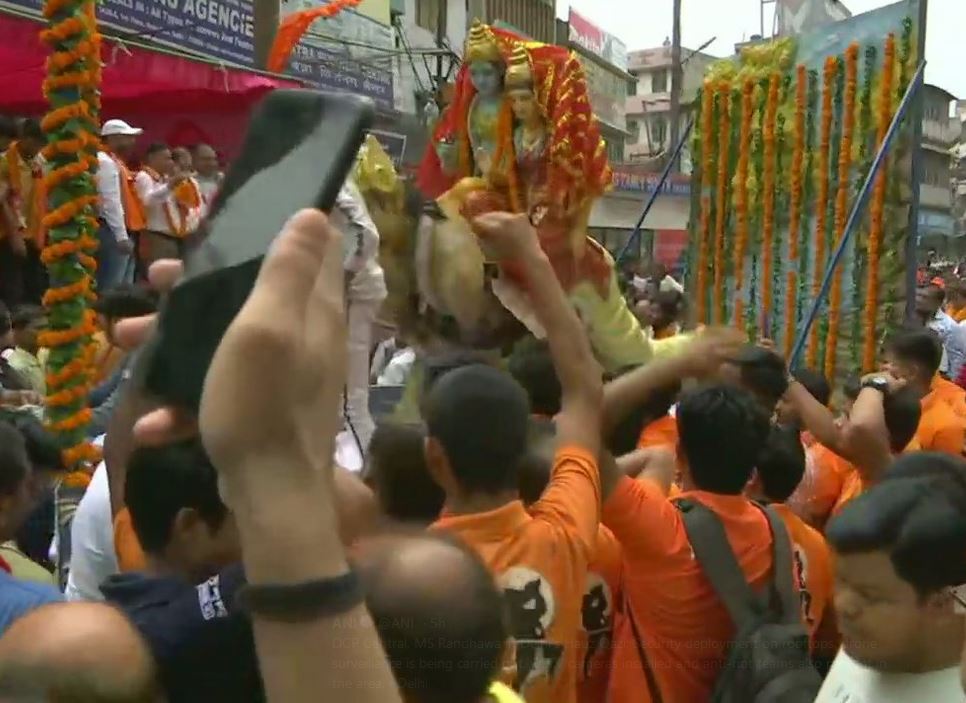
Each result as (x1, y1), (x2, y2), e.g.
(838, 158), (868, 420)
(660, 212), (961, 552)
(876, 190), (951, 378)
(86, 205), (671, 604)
(432, 445), (600, 703)
(916, 387), (965, 455)
(788, 442), (856, 530)
(771, 504), (833, 648)
(113, 507), (146, 572)
(637, 415), (678, 451)
(577, 526), (621, 703)
(931, 376), (966, 422)
(602, 477), (776, 703)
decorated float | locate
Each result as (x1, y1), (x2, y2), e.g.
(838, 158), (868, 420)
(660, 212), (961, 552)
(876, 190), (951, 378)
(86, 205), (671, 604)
(686, 0), (924, 377)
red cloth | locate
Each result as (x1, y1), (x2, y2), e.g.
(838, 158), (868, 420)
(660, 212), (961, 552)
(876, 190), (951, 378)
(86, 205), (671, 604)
(0, 554), (10, 574)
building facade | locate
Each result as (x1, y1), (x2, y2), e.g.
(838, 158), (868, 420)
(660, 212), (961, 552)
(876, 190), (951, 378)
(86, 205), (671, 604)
(918, 83), (957, 249)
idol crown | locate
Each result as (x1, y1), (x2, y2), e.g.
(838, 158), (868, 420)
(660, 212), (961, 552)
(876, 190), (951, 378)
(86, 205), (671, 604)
(465, 19), (502, 63)
(504, 46), (533, 90)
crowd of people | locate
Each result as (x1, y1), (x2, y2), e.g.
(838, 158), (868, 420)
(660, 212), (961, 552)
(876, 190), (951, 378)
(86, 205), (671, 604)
(0, 110), (964, 703)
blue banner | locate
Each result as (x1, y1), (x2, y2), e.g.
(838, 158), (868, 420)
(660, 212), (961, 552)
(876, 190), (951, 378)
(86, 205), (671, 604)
(1, 0), (256, 66)
(286, 42), (394, 112)
(612, 169), (691, 197)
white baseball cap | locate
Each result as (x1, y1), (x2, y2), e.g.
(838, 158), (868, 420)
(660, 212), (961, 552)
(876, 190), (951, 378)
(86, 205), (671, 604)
(101, 119), (143, 137)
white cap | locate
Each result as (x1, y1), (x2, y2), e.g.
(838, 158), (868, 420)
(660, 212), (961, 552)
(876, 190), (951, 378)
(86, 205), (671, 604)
(101, 119), (143, 137)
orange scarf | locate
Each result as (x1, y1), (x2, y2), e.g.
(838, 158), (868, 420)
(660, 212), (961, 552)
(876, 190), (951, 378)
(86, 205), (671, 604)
(110, 153), (146, 232)
(139, 168), (200, 238)
(3, 143), (47, 247)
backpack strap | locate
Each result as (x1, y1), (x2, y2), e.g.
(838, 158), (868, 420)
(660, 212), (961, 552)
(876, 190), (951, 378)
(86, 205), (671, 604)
(676, 498), (764, 629)
(624, 591), (664, 703)
(757, 504), (801, 625)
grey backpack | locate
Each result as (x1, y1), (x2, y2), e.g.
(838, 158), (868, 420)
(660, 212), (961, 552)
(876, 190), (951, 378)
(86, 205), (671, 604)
(677, 499), (822, 703)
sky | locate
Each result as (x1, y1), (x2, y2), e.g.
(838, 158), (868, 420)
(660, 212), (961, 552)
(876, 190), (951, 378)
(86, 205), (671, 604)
(558, 0), (965, 99)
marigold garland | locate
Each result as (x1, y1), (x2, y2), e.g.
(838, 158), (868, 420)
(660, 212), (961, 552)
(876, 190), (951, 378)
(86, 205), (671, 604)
(863, 34), (896, 372)
(761, 73), (780, 338)
(785, 65), (808, 358)
(732, 80), (754, 328)
(824, 43), (859, 380)
(696, 84), (715, 324)
(712, 81), (731, 325)
(40, 0), (101, 483)
(806, 57), (837, 366)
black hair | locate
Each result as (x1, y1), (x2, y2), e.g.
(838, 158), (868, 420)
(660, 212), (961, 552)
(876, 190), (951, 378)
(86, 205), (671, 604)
(607, 371), (680, 456)
(10, 305), (45, 331)
(6, 414), (63, 472)
(885, 328), (943, 378)
(362, 533), (507, 703)
(421, 351), (496, 399)
(517, 417), (556, 506)
(424, 364), (530, 495)
(19, 118), (43, 142)
(368, 422), (444, 524)
(678, 384), (771, 494)
(92, 284), (159, 320)
(882, 386), (922, 453)
(843, 375), (861, 402)
(756, 424), (807, 503)
(730, 345), (789, 411)
(827, 452), (966, 596)
(651, 289), (684, 320)
(0, 116), (18, 141)
(124, 439), (227, 554)
(791, 367), (831, 407)
(144, 142), (169, 158)
(0, 421), (30, 497)
(507, 337), (561, 417)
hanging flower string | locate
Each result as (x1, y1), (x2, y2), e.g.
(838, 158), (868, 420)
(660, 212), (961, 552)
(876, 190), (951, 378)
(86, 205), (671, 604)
(772, 74), (790, 343)
(696, 84), (715, 325)
(863, 34), (896, 372)
(760, 73), (780, 338)
(732, 80), (754, 329)
(824, 42), (859, 380)
(785, 65), (807, 358)
(712, 81), (731, 325)
(807, 56), (837, 366)
(39, 0), (102, 482)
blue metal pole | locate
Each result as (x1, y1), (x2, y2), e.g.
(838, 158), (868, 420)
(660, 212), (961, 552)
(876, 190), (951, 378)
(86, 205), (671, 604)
(615, 117), (695, 266)
(789, 61), (926, 369)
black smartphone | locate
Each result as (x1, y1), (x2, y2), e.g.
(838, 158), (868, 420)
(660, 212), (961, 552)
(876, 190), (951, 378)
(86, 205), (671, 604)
(141, 89), (375, 412)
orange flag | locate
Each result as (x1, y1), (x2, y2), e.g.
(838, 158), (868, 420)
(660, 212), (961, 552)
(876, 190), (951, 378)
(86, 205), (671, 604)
(267, 0), (364, 73)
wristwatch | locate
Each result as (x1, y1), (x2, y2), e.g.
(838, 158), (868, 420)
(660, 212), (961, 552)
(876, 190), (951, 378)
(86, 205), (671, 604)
(861, 377), (890, 394)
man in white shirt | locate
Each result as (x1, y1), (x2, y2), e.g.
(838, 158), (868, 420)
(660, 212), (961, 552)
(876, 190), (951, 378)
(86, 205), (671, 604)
(817, 452), (966, 702)
(64, 461), (117, 602)
(96, 120), (142, 290)
(191, 143), (223, 211)
(917, 284), (966, 378)
(133, 143), (196, 267)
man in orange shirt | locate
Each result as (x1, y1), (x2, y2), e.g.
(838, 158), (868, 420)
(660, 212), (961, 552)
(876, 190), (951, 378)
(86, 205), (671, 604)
(429, 213), (603, 703)
(882, 329), (965, 455)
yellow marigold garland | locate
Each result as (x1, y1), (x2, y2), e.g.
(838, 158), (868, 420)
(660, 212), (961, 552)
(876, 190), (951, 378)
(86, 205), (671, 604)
(807, 56), (837, 367)
(713, 81), (731, 325)
(696, 84), (715, 325)
(39, 0), (102, 482)
(824, 43), (859, 380)
(863, 34), (896, 372)
(785, 65), (807, 359)
(761, 73), (780, 331)
(733, 80), (754, 329)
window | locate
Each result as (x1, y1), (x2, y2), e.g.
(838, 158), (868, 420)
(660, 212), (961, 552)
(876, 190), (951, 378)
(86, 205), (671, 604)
(416, 0), (442, 32)
(627, 80), (637, 97)
(650, 115), (668, 148)
(651, 69), (668, 93)
(628, 119), (640, 142)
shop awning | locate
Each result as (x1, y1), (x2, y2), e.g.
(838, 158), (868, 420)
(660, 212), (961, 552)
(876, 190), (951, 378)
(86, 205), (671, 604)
(0, 12), (300, 115)
(588, 192), (690, 231)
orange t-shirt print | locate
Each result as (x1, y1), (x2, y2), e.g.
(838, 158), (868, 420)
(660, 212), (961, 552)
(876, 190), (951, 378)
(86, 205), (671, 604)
(432, 445), (601, 703)
(577, 525), (621, 703)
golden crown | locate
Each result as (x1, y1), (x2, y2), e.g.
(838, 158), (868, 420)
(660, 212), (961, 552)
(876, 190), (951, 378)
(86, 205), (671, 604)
(465, 19), (503, 63)
(504, 45), (533, 90)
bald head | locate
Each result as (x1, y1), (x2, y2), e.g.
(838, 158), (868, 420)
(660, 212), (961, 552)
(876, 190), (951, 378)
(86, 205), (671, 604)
(358, 533), (506, 703)
(0, 602), (159, 701)
(191, 143), (219, 178)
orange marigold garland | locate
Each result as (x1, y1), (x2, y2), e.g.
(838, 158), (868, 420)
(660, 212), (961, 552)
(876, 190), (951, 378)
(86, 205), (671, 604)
(824, 43), (859, 380)
(863, 34), (896, 372)
(733, 80), (754, 329)
(806, 56), (837, 367)
(785, 65), (807, 359)
(713, 81), (731, 325)
(696, 84), (715, 325)
(39, 0), (102, 483)
(761, 73), (780, 336)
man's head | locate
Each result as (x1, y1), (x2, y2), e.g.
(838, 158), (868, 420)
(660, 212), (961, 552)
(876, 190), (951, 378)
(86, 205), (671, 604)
(915, 284), (945, 320)
(16, 119), (44, 160)
(171, 146), (193, 173)
(0, 116), (17, 152)
(677, 384), (771, 494)
(646, 290), (683, 332)
(192, 143), (220, 178)
(776, 367), (830, 426)
(719, 345), (789, 413)
(11, 305), (46, 354)
(517, 417), (557, 506)
(0, 602), (160, 702)
(508, 336), (561, 417)
(358, 532), (508, 703)
(93, 284), (159, 344)
(827, 452), (966, 673)
(0, 421), (35, 541)
(124, 439), (238, 582)
(424, 364), (530, 501)
(882, 328), (943, 389)
(882, 386), (922, 453)
(749, 424), (806, 503)
(143, 143), (174, 177)
(101, 119), (142, 157)
(948, 280), (966, 309)
(606, 367), (679, 456)
(366, 422), (444, 525)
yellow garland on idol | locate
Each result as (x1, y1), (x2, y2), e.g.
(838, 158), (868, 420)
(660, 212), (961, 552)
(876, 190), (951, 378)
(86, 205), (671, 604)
(39, 0), (102, 481)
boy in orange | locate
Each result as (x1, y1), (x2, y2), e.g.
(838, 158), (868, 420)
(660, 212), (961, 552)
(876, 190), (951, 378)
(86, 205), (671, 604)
(882, 329), (965, 455)
(429, 213), (603, 703)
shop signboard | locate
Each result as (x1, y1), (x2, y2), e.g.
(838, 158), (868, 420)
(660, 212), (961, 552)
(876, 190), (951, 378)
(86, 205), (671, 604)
(567, 7), (627, 72)
(612, 168), (692, 197)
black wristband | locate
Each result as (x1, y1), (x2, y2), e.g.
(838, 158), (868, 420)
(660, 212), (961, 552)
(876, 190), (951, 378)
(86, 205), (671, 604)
(236, 571), (364, 623)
